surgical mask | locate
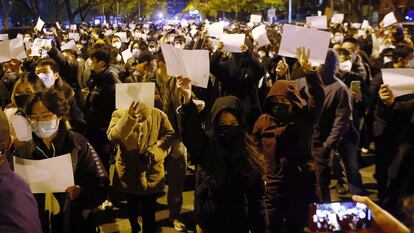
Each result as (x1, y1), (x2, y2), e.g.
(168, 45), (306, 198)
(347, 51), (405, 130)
(339, 60), (353, 72)
(14, 94), (31, 109)
(175, 43), (185, 49)
(112, 42), (122, 49)
(269, 103), (291, 123)
(132, 49), (140, 58)
(31, 119), (59, 139)
(5, 72), (18, 80)
(333, 35), (344, 43)
(81, 40), (87, 45)
(215, 124), (240, 145)
(149, 46), (158, 54)
(269, 52), (276, 58)
(37, 72), (55, 88)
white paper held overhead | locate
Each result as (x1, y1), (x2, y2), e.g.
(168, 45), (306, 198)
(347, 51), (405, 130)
(306, 15), (328, 29)
(35, 17), (45, 31)
(252, 25), (270, 48)
(116, 82), (155, 110)
(382, 12), (398, 28)
(160, 43), (210, 88)
(250, 14), (262, 23)
(278, 24), (331, 66)
(220, 34), (246, 53)
(381, 68), (414, 97)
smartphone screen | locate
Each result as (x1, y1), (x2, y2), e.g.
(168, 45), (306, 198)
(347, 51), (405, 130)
(308, 202), (372, 232)
(350, 80), (361, 92)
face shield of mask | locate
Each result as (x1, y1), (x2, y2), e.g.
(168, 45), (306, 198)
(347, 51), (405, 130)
(37, 72), (55, 88)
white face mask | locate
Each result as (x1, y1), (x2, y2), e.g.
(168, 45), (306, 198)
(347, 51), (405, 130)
(175, 44), (185, 49)
(269, 52), (276, 58)
(31, 119), (59, 139)
(37, 72), (55, 88)
(132, 49), (140, 57)
(112, 42), (122, 49)
(5, 72), (18, 80)
(339, 60), (353, 72)
(149, 46), (158, 54)
(333, 35), (344, 43)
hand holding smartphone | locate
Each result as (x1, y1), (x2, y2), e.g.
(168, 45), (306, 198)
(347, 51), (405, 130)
(308, 201), (372, 232)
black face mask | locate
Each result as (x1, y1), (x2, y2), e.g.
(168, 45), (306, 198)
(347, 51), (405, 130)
(14, 94), (31, 109)
(269, 103), (291, 123)
(215, 124), (240, 145)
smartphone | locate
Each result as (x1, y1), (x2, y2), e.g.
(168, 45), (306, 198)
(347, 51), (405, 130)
(350, 80), (361, 93)
(308, 202), (372, 232)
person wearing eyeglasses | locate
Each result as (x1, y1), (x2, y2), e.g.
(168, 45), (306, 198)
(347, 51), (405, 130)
(0, 107), (42, 233)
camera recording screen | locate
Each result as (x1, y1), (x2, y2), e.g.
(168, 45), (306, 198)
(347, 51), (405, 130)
(308, 202), (372, 232)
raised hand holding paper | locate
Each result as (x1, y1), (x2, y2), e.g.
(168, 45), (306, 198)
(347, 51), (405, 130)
(116, 83), (155, 110)
(279, 24), (331, 66)
(306, 15), (327, 29)
(13, 154), (75, 193)
(331, 14), (344, 24)
(382, 12), (398, 28)
(35, 17), (45, 31)
(220, 34), (246, 53)
(381, 68), (414, 97)
(160, 43), (210, 88)
(252, 25), (270, 48)
(61, 40), (77, 51)
(250, 14), (262, 23)
(68, 33), (80, 42)
(121, 49), (133, 64)
(208, 22), (224, 39)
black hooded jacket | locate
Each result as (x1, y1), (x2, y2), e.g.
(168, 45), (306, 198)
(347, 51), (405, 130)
(181, 96), (266, 233)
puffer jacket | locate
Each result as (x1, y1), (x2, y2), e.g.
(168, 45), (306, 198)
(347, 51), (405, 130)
(107, 103), (174, 195)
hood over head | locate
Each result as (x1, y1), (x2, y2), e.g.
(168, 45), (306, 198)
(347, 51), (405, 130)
(210, 96), (245, 127)
(321, 49), (339, 85)
(264, 80), (306, 111)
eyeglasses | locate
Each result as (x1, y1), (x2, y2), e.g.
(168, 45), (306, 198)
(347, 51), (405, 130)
(29, 113), (56, 122)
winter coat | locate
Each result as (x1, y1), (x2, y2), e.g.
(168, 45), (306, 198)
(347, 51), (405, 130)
(181, 96), (266, 233)
(28, 123), (108, 233)
(253, 73), (324, 188)
(107, 104), (174, 195)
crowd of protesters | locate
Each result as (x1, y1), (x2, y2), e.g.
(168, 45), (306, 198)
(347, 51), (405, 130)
(0, 14), (414, 233)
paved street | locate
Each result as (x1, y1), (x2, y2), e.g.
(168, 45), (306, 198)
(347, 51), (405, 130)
(98, 153), (378, 233)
